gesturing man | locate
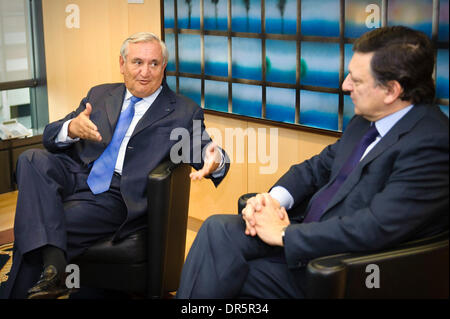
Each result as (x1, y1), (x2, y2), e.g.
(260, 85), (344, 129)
(0, 32), (229, 299)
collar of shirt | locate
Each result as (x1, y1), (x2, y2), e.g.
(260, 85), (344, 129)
(361, 104), (414, 161)
(374, 104), (414, 138)
(123, 85), (163, 113)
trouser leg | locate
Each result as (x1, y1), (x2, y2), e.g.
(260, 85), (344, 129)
(238, 258), (306, 298)
(3, 149), (127, 299)
(13, 149), (77, 255)
(176, 214), (282, 298)
(63, 173), (127, 261)
(0, 149), (75, 298)
(0, 246), (41, 299)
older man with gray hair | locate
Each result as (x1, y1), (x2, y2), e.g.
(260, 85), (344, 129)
(0, 32), (228, 299)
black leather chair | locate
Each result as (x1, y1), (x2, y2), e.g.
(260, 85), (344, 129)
(72, 160), (191, 298)
(238, 193), (449, 299)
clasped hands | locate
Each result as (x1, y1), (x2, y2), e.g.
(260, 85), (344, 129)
(68, 103), (222, 180)
(242, 193), (290, 247)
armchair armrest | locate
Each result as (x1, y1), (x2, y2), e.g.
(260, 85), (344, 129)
(147, 159), (191, 298)
(237, 193), (258, 214)
(305, 230), (449, 299)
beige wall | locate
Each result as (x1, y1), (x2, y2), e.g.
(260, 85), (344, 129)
(41, 0), (338, 221)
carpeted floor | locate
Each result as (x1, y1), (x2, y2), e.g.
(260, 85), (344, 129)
(0, 242), (13, 287)
(0, 229), (14, 290)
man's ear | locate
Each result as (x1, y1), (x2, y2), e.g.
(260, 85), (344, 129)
(383, 80), (403, 104)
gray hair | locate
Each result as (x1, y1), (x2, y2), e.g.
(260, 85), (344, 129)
(120, 32), (169, 65)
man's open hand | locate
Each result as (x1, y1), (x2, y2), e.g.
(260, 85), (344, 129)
(68, 103), (102, 142)
(190, 142), (222, 181)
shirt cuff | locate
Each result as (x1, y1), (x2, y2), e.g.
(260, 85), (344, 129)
(269, 186), (294, 210)
(209, 146), (226, 178)
(55, 119), (80, 145)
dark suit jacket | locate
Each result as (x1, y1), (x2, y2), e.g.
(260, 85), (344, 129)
(275, 104), (449, 269)
(42, 82), (229, 240)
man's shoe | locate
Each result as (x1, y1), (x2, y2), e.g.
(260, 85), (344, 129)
(27, 265), (70, 299)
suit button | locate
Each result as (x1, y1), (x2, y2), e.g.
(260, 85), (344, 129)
(127, 146), (134, 150)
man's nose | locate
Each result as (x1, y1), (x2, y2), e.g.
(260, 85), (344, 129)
(140, 64), (151, 77)
(342, 74), (352, 92)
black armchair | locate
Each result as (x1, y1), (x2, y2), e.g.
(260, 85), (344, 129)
(73, 160), (191, 298)
(238, 193), (449, 299)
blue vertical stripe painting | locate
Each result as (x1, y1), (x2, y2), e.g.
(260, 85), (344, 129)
(266, 39), (296, 84)
(165, 33), (176, 72)
(178, 34), (201, 74)
(232, 83), (262, 117)
(164, 0), (448, 133)
(436, 50), (449, 99)
(177, 0), (200, 29)
(300, 91), (339, 131)
(343, 95), (355, 131)
(301, 42), (340, 88)
(301, 0), (340, 37)
(164, 0), (175, 28)
(232, 37), (262, 80)
(179, 77), (201, 105)
(344, 43), (354, 74)
(166, 76), (177, 92)
(205, 80), (229, 112)
(205, 0), (228, 31)
(205, 35), (228, 77)
(232, 0), (261, 33)
(265, 0), (297, 34)
(266, 87), (296, 123)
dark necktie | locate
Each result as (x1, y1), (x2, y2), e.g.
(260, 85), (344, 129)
(87, 96), (142, 194)
(303, 124), (379, 223)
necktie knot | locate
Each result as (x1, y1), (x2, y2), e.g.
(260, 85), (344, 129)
(363, 124), (379, 145)
(130, 96), (142, 105)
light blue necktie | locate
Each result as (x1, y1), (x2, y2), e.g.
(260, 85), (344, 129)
(87, 96), (142, 194)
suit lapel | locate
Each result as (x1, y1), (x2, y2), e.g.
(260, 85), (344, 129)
(101, 84), (126, 145)
(321, 104), (427, 218)
(131, 83), (176, 138)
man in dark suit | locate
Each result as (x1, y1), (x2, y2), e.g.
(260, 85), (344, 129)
(176, 26), (449, 298)
(0, 32), (229, 299)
